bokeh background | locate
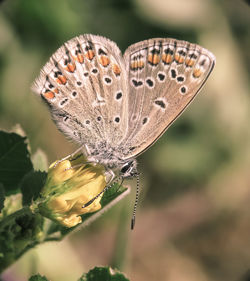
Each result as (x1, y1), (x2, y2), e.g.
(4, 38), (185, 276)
(1, 0), (250, 280)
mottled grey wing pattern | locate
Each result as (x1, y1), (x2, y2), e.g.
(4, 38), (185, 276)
(32, 34), (129, 147)
(122, 38), (215, 159)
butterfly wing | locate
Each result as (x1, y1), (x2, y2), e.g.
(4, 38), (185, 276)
(121, 38), (215, 159)
(32, 34), (129, 147)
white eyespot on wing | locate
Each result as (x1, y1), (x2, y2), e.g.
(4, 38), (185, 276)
(103, 75), (112, 85)
(157, 71), (166, 82)
(145, 77), (155, 89)
(179, 85), (188, 95)
(71, 91), (78, 98)
(114, 116), (121, 123)
(91, 68), (99, 75)
(130, 78), (143, 88)
(153, 98), (168, 111)
(176, 75), (185, 83)
(115, 91), (123, 101)
(142, 116), (150, 125)
(59, 98), (69, 108)
(169, 68), (178, 80)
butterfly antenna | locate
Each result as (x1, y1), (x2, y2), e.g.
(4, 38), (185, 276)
(119, 177), (124, 190)
(131, 173), (140, 230)
(82, 180), (117, 208)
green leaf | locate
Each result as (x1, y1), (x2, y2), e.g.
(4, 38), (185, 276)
(31, 149), (49, 172)
(29, 274), (49, 281)
(0, 130), (33, 195)
(100, 182), (126, 206)
(20, 170), (47, 206)
(0, 183), (5, 212)
(78, 266), (130, 281)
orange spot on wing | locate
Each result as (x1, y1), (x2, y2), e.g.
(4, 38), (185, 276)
(75, 54), (84, 63)
(185, 59), (195, 67)
(65, 63), (76, 73)
(138, 60), (144, 69)
(179, 57), (185, 63)
(85, 50), (95, 60)
(162, 54), (172, 64)
(130, 61), (137, 70)
(43, 91), (55, 99)
(112, 64), (121, 76)
(148, 54), (160, 65)
(193, 68), (202, 78)
(54, 88), (59, 94)
(56, 75), (67, 85)
(175, 54), (184, 64)
(99, 56), (110, 67)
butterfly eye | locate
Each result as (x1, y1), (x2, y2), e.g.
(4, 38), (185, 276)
(121, 161), (134, 175)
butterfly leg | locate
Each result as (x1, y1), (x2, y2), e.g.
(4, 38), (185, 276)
(82, 180), (117, 208)
(53, 144), (88, 168)
(64, 160), (101, 171)
(82, 169), (118, 209)
(105, 169), (116, 185)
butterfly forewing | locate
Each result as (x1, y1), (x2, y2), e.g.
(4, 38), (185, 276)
(122, 38), (215, 159)
(32, 34), (129, 147)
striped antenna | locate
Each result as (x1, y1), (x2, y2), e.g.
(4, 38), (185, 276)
(131, 173), (140, 230)
(82, 179), (119, 208)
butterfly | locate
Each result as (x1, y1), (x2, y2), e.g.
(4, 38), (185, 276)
(32, 34), (215, 228)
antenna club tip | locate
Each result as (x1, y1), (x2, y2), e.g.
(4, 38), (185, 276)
(131, 217), (135, 230)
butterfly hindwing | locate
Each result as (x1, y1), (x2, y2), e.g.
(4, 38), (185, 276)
(122, 38), (215, 159)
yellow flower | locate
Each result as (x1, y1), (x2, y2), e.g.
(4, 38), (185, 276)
(38, 155), (106, 228)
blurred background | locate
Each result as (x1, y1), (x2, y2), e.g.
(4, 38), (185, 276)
(0, 0), (250, 280)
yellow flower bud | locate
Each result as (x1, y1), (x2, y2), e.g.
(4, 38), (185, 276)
(38, 155), (106, 227)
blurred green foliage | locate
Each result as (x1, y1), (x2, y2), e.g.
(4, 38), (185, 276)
(29, 266), (129, 281)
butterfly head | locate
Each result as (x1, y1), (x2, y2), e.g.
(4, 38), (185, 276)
(119, 159), (138, 179)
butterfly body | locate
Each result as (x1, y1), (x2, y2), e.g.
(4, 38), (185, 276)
(83, 141), (137, 178)
(32, 34), (215, 180)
